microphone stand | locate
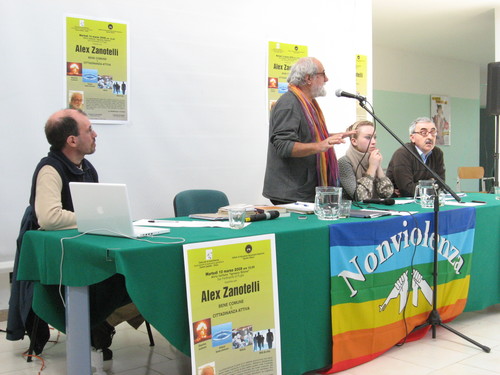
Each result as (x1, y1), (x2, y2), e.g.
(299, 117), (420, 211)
(356, 99), (490, 352)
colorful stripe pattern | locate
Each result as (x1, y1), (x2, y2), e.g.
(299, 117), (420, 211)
(324, 208), (476, 373)
(288, 84), (339, 186)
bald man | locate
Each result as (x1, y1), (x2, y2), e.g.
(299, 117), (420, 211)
(7, 109), (142, 360)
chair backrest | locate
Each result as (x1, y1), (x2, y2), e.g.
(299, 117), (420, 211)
(456, 166), (493, 192)
(173, 189), (229, 217)
(457, 166), (484, 179)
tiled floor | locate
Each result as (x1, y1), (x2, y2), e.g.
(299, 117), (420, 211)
(1, 304), (499, 375)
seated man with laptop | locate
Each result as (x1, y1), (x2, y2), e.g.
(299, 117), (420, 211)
(7, 109), (144, 361)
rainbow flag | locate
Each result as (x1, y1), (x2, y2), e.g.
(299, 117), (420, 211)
(323, 208), (475, 373)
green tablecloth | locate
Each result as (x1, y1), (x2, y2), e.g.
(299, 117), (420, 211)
(17, 193), (500, 375)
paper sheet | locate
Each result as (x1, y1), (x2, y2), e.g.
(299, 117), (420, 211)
(134, 219), (250, 229)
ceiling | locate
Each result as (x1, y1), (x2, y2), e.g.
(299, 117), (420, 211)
(372, 0), (498, 69)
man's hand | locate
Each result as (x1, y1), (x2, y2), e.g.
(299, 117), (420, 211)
(291, 130), (356, 157)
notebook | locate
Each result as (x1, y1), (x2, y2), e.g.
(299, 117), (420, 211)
(69, 182), (170, 238)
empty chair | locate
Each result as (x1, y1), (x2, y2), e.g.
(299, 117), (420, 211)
(173, 189), (229, 217)
(456, 166), (494, 193)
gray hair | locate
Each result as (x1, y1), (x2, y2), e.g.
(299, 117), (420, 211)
(409, 117), (434, 135)
(287, 57), (319, 86)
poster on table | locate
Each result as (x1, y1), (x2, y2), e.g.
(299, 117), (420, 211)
(183, 234), (281, 375)
(65, 16), (129, 124)
(267, 41), (308, 111)
(430, 95), (451, 146)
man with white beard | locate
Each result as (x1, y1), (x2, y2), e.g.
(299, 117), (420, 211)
(263, 57), (354, 204)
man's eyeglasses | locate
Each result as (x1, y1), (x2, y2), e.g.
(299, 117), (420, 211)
(413, 128), (437, 137)
(316, 71), (327, 78)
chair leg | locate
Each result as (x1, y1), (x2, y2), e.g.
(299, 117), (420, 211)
(26, 314), (40, 362)
(145, 321), (155, 347)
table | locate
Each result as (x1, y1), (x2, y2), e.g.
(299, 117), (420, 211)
(17, 193), (500, 375)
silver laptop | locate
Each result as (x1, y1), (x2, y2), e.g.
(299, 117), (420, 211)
(69, 182), (170, 238)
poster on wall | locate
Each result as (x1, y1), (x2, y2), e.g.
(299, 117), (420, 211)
(65, 16), (129, 124)
(267, 41), (308, 111)
(430, 95), (451, 145)
(355, 54), (368, 120)
(183, 234), (281, 375)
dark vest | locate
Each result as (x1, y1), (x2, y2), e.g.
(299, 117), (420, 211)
(29, 149), (99, 211)
(7, 150), (98, 341)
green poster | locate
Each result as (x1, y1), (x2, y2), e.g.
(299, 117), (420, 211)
(66, 17), (128, 123)
(267, 41), (308, 111)
(184, 234), (281, 375)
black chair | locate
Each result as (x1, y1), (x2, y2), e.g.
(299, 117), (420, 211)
(173, 189), (229, 217)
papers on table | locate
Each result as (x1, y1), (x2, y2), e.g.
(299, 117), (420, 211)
(134, 219), (250, 229)
(351, 208), (418, 217)
(393, 198), (415, 205)
(188, 213), (228, 221)
(276, 202), (315, 214)
(445, 201), (486, 207)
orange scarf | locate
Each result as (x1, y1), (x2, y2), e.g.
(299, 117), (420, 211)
(288, 84), (339, 186)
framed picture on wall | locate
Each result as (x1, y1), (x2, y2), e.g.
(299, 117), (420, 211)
(430, 95), (451, 146)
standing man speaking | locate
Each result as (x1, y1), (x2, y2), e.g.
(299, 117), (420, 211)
(263, 57), (354, 204)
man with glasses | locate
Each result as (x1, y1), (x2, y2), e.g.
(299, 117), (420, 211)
(263, 57), (354, 204)
(386, 117), (445, 197)
(7, 109), (143, 362)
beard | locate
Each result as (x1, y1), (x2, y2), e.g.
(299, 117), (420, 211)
(312, 84), (327, 98)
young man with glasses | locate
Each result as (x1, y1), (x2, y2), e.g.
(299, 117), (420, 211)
(386, 117), (445, 197)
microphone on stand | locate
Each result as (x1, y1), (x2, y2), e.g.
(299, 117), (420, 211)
(245, 211), (280, 222)
(362, 198), (395, 206)
(335, 89), (366, 102)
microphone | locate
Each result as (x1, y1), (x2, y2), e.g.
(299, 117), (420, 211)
(335, 89), (366, 102)
(245, 211), (280, 222)
(362, 198), (395, 206)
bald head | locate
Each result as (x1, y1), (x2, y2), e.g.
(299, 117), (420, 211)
(45, 109), (83, 150)
(44, 109), (96, 158)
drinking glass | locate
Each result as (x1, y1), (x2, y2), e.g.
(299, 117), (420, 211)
(338, 199), (352, 218)
(314, 186), (342, 220)
(228, 207), (246, 229)
(414, 180), (436, 208)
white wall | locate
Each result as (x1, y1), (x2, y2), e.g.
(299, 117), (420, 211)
(374, 45), (480, 98)
(0, 0), (372, 301)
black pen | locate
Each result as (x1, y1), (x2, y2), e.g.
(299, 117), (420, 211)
(471, 200), (486, 204)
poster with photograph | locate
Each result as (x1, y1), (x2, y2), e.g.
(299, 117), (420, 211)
(430, 95), (451, 145)
(267, 41), (308, 111)
(184, 234), (281, 375)
(65, 16), (129, 124)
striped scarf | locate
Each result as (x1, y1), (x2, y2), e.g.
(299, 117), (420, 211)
(288, 84), (339, 186)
